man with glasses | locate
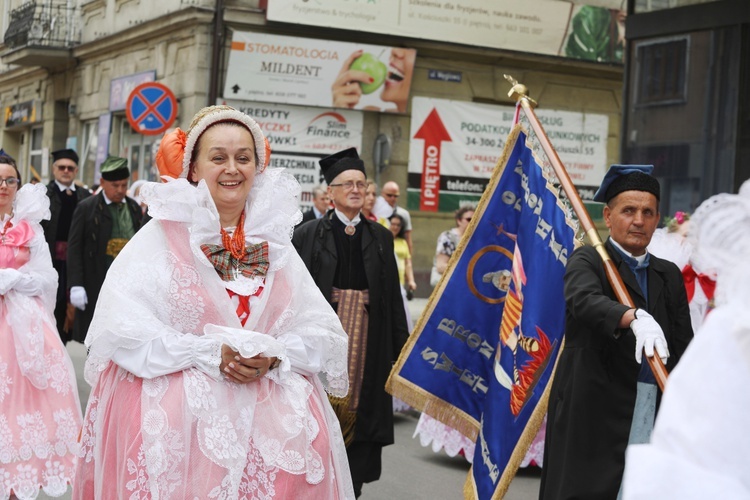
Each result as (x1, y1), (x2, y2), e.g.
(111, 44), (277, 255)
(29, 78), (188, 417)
(42, 149), (91, 343)
(292, 147), (409, 498)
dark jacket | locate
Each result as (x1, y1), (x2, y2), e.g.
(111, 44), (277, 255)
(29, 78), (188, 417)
(300, 208), (317, 224)
(42, 181), (91, 256)
(67, 192), (144, 342)
(540, 239), (693, 500)
(292, 212), (409, 445)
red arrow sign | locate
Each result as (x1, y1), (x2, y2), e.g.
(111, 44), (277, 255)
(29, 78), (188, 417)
(413, 108), (452, 212)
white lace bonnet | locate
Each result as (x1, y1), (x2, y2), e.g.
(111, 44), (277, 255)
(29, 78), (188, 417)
(689, 179), (750, 275)
(155, 105), (269, 180)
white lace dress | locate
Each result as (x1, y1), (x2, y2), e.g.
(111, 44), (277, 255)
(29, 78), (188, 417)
(0, 184), (82, 499)
(73, 171), (354, 499)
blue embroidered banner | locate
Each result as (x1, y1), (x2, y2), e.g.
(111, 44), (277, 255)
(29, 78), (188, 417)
(387, 124), (576, 499)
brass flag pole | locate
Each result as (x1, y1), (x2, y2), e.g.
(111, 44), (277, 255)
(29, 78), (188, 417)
(504, 75), (669, 391)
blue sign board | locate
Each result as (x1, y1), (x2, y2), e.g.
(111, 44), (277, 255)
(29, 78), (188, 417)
(125, 82), (178, 136)
(428, 69), (462, 83)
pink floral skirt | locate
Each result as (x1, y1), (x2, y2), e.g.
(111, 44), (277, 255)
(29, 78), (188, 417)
(0, 298), (82, 499)
(74, 362), (341, 499)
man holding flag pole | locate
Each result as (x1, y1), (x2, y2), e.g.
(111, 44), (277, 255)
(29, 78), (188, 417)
(539, 165), (693, 500)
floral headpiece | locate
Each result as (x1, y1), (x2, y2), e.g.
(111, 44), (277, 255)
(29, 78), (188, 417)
(155, 105), (271, 180)
(664, 211), (690, 233)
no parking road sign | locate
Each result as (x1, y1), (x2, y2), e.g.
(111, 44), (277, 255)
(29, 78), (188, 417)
(126, 82), (178, 136)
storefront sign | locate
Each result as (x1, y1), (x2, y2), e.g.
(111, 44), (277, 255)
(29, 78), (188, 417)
(223, 32), (417, 113)
(4, 100), (41, 128)
(220, 99), (364, 211)
(428, 69), (462, 83)
(110, 71), (156, 112)
(268, 0), (625, 64)
(408, 97), (609, 212)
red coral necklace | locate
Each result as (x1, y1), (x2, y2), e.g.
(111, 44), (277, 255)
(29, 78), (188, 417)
(220, 210), (247, 259)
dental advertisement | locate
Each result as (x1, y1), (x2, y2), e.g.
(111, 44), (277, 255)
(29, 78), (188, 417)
(224, 31), (417, 113)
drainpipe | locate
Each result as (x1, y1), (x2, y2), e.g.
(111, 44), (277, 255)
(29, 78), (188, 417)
(620, 0), (635, 163)
(208, 0), (224, 106)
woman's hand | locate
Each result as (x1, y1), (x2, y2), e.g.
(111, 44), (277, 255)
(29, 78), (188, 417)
(220, 344), (277, 384)
(331, 50), (372, 109)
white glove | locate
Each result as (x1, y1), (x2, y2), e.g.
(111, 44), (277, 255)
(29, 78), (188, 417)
(70, 286), (88, 311)
(0, 269), (22, 295)
(9, 273), (43, 296)
(630, 309), (669, 364)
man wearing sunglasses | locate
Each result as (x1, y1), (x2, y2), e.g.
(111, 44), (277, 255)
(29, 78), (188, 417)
(42, 149), (90, 343)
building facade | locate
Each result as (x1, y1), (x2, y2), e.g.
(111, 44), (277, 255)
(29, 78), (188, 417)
(1, 0), (628, 291)
(623, 0), (750, 214)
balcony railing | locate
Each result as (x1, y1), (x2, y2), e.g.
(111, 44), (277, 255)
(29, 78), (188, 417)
(4, 1), (80, 50)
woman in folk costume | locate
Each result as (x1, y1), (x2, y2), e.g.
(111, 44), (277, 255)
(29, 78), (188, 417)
(647, 211), (716, 333)
(623, 180), (750, 499)
(73, 106), (354, 499)
(0, 157), (82, 499)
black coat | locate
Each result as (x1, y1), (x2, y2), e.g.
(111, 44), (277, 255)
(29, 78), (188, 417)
(540, 239), (693, 500)
(42, 181), (91, 256)
(292, 212), (409, 445)
(301, 208), (317, 224)
(66, 193), (144, 343)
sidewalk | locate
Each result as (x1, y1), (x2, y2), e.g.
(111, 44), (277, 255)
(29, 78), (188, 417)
(407, 297), (429, 330)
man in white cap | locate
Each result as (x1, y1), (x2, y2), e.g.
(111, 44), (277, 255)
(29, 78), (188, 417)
(67, 156), (144, 343)
(43, 148), (91, 343)
(540, 165), (694, 500)
(292, 147), (409, 498)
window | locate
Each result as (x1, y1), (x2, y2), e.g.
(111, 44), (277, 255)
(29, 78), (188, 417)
(80, 120), (99, 187)
(635, 0), (722, 14)
(28, 126), (43, 181)
(636, 37), (689, 105)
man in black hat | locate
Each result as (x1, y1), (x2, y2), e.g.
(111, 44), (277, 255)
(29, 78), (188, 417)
(42, 148), (91, 343)
(67, 156), (144, 343)
(292, 147), (409, 498)
(540, 165), (693, 500)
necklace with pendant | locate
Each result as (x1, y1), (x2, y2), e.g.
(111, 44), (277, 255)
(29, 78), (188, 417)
(344, 224), (356, 236)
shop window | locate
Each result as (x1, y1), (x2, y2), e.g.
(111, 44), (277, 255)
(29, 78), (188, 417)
(636, 37), (688, 105)
(28, 126), (43, 181)
(80, 120), (98, 187)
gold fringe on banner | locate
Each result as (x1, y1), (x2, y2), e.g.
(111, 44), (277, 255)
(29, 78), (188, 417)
(462, 337), (565, 499)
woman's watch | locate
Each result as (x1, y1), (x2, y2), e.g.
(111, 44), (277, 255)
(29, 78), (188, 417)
(270, 357), (281, 370)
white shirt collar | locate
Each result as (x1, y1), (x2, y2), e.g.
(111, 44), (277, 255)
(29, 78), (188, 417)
(610, 238), (648, 265)
(102, 191), (115, 205)
(334, 209), (361, 227)
(313, 206), (324, 218)
(54, 180), (75, 192)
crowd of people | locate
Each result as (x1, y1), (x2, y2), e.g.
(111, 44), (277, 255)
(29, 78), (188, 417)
(0, 104), (747, 499)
